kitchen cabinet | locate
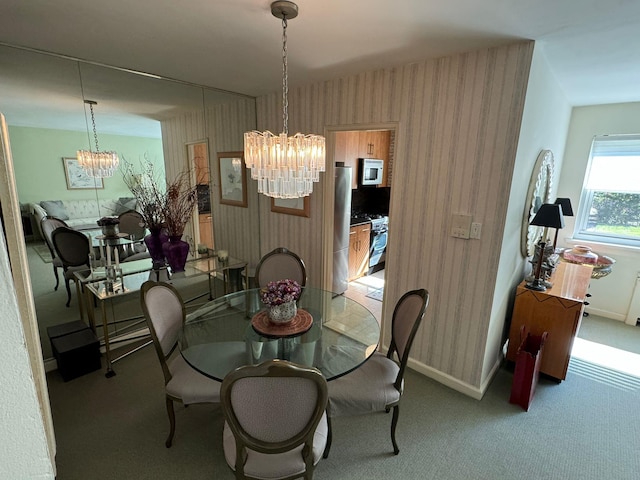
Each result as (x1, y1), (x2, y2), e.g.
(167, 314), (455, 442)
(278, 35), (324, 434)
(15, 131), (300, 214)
(190, 140), (213, 249)
(506, 262), (592, 381)
(359, 130), (389, 161)
(335, 130), (391, 189)
(198, 213), (213, 249)
(348, 223), (371, 281)
(359, 130), (390, 187)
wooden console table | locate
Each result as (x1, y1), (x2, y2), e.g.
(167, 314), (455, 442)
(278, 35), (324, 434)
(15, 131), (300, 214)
(506, 261), (592, 381)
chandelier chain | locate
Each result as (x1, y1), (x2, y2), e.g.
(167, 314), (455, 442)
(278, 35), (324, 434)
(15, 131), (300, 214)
(282, 16), (288, 135)
(89, 102), (100, 153)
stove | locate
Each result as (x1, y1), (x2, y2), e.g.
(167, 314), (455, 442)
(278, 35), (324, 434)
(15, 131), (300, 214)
(369, 215), (388, 233)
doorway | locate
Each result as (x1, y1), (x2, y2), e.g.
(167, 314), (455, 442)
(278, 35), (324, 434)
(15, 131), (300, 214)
(187, 140), (214, 251)
(327, 125), (396, 323)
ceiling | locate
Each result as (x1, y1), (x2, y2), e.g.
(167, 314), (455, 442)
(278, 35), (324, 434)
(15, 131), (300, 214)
(1, 0), (639, 137)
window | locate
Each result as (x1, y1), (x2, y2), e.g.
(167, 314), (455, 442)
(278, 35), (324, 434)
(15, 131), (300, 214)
(575, 134), (640, 247)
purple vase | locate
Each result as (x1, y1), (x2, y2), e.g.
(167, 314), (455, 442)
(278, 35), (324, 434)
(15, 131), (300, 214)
(144, 227), (168, 269)
(163, 235), (190, 273)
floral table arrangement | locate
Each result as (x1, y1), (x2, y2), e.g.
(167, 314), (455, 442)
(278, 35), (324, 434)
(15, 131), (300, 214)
(259, 279), (302, 324)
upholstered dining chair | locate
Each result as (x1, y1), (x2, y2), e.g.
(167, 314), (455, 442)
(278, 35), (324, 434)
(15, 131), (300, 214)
(140, 281), (222, 448)
(220, 359), (329, 480)
(40, 216), (68, 291)
(118, 209), (150, 261)
(254, 247), (307, 288)
(324, 288), (429, 456)
(51, 226), (92, 307)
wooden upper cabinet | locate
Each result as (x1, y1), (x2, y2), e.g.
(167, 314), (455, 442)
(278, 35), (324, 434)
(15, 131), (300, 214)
(335, 130), (391, 189)
(359, 130), (390, 187)
(359, 130), (389, 161)
(192, 142), (210, 183)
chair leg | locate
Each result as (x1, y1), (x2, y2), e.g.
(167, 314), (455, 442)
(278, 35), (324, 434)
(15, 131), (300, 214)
(53, 266), (59, 291)
(391, 405), (400, 455)
(323, 414), (333, 459)
(64, 278), (72, 307)
(165, 397), (176, 448)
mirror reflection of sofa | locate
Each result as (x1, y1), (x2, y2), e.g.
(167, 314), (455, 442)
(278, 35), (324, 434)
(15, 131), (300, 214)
(30, 197), (138, 239)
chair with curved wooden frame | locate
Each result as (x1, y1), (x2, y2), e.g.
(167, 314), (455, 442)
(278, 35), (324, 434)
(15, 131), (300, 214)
(118, 209), (150, 261)
(51, 225), (91, 307)
(324, 288), (429, 456)
(221, 359), (328, 480)
(40, 216), (68, 291)
(254, 247), (307, 288)
(140, 280), (223, 448)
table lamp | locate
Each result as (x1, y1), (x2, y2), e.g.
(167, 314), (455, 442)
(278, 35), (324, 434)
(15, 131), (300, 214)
(526, 203), (565, 291)
(553, 197), (574, 250)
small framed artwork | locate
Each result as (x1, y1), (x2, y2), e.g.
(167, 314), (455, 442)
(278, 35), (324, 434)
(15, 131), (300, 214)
(62, 157), (104, 190)
(217, 151), (247, 207)
(271, 196), (310, 217)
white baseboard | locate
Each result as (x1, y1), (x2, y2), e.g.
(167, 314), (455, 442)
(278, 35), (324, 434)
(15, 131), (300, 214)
(406, 356), (499, 400)
(584, 307), (626, 323)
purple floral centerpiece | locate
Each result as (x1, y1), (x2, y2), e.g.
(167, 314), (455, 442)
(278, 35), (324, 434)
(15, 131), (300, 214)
(260, 279), (302, 324)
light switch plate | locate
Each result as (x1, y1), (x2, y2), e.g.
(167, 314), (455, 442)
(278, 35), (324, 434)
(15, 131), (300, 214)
(470, 222), (482, 239)
(451, 214), (472, 239)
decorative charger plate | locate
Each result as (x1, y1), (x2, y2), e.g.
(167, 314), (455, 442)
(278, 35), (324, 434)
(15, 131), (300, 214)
(251, 308), (313, 338)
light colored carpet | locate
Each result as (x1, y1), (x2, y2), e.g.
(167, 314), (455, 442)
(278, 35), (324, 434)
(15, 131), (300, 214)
(47, 345), (640, 480)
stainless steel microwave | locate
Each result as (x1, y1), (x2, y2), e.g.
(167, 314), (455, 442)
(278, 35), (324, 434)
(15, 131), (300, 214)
(360, 158), (384, 186)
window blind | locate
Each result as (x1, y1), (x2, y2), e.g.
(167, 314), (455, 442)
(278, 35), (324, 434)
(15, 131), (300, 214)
(585, 134), (640, 193)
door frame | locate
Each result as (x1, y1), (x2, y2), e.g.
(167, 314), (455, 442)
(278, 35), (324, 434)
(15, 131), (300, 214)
(321, 122), (398, 296)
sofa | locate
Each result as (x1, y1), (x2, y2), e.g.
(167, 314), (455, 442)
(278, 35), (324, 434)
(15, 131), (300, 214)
(30, 197), (137, 238)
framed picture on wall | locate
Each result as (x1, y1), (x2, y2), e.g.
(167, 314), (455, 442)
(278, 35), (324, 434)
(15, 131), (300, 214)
(270, 196), (310, 217)
(217, 151), (247, 207)
(62, 157), (104, 190)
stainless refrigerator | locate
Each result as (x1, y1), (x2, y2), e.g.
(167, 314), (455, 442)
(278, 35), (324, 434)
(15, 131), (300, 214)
(332, 164), (352, 294)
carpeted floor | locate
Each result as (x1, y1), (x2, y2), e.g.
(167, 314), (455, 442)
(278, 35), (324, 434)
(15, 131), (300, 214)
(30, 242), (640, 478)
(47, 343), (640, 480)
(33, 242), (53, 263)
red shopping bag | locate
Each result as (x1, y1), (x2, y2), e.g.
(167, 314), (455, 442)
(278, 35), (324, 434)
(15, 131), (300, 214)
(509, 326), (548, 411)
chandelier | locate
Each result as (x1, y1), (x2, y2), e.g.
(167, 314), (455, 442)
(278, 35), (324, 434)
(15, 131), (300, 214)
(77, 100), (119, 178)
(244, 0), (325, 199)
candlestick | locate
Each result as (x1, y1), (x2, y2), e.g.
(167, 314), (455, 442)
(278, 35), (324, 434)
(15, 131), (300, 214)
(115, 248), (120, 269)
(107, 243), (111, 266)
(100, 239), (105, 265)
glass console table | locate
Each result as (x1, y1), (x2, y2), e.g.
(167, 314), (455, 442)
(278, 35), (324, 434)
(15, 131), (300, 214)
(76, 253), (247, 377)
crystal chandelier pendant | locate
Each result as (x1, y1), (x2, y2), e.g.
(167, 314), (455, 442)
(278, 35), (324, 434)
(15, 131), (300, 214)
(243, 1), (325, 199)
(77, 100), (120, 178)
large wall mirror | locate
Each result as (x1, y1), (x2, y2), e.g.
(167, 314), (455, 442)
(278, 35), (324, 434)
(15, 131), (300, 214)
(0, 43), (258, 361)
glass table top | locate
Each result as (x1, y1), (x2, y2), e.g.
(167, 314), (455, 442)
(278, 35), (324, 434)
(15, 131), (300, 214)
(179, 287), (380, 381)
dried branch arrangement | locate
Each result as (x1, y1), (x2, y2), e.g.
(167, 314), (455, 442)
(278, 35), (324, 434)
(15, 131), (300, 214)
(121, 158), (200, 236)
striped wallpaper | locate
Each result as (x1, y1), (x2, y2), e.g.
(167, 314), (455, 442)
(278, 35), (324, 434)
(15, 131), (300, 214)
(161, 41), (534, 394)
(256, 41), (534, 391)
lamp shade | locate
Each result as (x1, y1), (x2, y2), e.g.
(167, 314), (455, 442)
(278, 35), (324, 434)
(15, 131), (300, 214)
(531, 203), (565, 228)
(554, 198), (574, 216)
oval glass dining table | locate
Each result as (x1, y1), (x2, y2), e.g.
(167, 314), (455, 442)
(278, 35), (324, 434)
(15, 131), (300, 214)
(179, 287), (380, 381)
